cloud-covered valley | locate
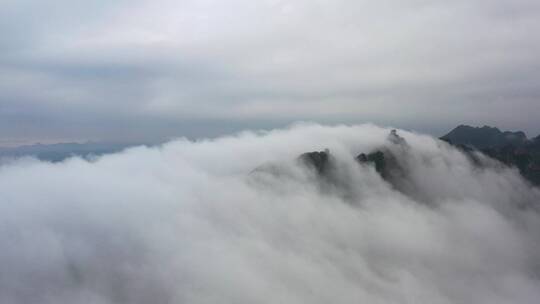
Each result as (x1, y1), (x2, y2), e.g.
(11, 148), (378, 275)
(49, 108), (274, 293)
(1, 124), (540, 303)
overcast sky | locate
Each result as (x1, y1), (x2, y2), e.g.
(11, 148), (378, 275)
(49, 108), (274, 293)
(1, 0), (540, 144)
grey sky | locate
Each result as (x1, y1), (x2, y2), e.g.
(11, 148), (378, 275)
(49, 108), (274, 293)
(1, 0), (540, 144)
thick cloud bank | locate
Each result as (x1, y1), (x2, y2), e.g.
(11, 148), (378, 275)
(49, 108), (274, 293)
(1, 124), (540, 303)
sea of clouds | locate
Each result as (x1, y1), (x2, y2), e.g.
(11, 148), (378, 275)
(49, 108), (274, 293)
(1, 123), (540, 303)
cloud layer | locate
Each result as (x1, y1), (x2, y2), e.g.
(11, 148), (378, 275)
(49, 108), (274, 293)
(2, 0), (540, 142)
(1, 124), (540, 303)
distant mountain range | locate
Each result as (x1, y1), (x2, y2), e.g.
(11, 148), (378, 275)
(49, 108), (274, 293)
(440, 125), (535, 149)
(0, 142), (140, 162)
(440, 125), (540, 185)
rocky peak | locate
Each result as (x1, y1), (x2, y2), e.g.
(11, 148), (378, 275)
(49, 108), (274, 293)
(356, 151), (386, 175)
(441, 125), (527, 149)
(298, 149), (331, 175)
(388, 129), (407, 145)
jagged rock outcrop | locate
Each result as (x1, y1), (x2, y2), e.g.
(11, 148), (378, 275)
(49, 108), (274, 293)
(355, 149), (409, 193)
(298, 131), (409, 186)
(388, 129), (407, 146)
(298, 149), (332, 175)
(356, 151), (385, 175)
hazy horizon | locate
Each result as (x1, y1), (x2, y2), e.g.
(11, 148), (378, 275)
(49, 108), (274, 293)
(1, 121), (539, 149)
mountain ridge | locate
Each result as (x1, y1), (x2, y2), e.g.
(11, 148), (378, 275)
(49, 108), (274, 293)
(440, 125), (532, 149)
(292, 125), (540, 188)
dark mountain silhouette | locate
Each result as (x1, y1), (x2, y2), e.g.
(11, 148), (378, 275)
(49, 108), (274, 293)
(356, 151), (385, 175)
(297, 126), (540, 190)
(298, 149), (332, 175)
(440, 125), (527, 149)
(441, 125), (540, 185)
